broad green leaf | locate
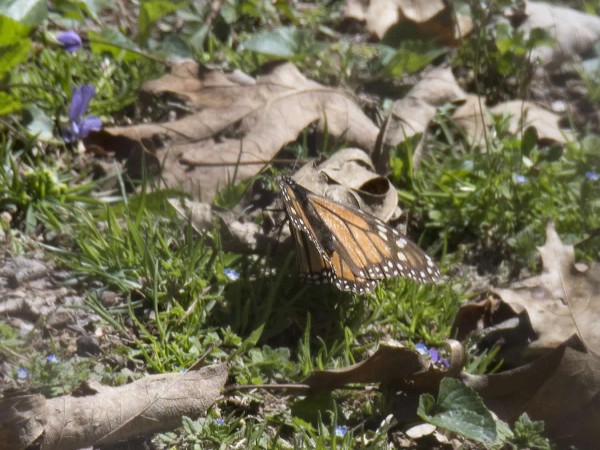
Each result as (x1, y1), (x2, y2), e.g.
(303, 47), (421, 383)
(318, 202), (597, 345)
(0, 15), (31, 75)
(138, 0), (182, 44)
(231, 325), (266, 357)
(242, 27), (306, 58)
(0, 0), (47, 25)
(80, 0), (113, 21)
(88, 28), (141, 61)
(156, 34), (193, 59)
(188, 24), (209, 50)
(23, 105), (54, 141)
(291, 391), (337, 425)
(521, 126), (538, 156)
(417, 377), (496, 444)
(383, 42), (446, 77)
(494, 417), (514, 446)
(220, 2), (238, 24)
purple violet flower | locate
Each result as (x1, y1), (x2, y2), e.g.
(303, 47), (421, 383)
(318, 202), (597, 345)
(57, 30), (82, 52)
(47, 354), (58, 363)
(64, 84), (102, 142)
(415, 343), (449, 368)
(428, 347), (440, 363)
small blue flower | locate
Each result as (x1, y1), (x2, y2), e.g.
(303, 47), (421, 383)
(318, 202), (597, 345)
(57, 30), (82, 52)
(17, 367), (29, 379)
(514, 174), (527, 184)
(586, 171), (599, 181)
(47, 354), (58, 363)
(415, 343), (428, 355)
(63, 84), (102, 142)
(214, 418), (225, 425)
(335, 425), (347, 437)
(224, 268), (240, 281)
(415, 343), (449, 367)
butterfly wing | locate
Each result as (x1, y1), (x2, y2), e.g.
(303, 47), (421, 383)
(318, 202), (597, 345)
(289, 223), (332, 284)
(279, 175), (439, 294)
(307, 195), (440, 284)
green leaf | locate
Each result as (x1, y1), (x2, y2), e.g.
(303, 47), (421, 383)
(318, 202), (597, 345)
(220, 2), (238, 24)
(494, 417), (514, 446)
(156, 34), (193, 59)
(0, 15), (31, 76)
(88, 28), (141, 61)
(23, 105), (54, 141)
(291, 391), (337, 425)
(0, 0), (47, 25)
(138, 0), (182, 45)
(79, 0), (112, 21)
(383, 41), (446, 77)
(242, 27), (306, 58)
(0, 91), (21, 115)
(521, 126), (538, 156)
(417, 377), (496, 444)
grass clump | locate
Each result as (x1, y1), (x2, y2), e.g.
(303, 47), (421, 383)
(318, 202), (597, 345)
(397, 113), (600, 275)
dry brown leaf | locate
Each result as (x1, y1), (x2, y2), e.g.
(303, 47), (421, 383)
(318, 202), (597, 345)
(407, 66), (467, 106)
(386, 67), (466, 147)
(453, 98), (569, 146)
(464, 335), (600, 448)
(387, 97), (437, 145)
(304, 340), (464, 392)
(489, 100), (569, 144)
(451, 94), (490, 146)
(521, 1), (600, 68)
(451, 293), (530, 345)
(380, 67), (466, 173)
(292, 149), (400, 221)
(509, 222), (600, 355)
(85, 61), (378, 202)
(169, 149), (399, 257)
(453, 222), (600, 360)
(344, 0), (470, 43)
(0, 364), (227, 450)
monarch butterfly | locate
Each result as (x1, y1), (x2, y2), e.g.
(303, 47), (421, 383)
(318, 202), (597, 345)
(279, 175), (440, 294)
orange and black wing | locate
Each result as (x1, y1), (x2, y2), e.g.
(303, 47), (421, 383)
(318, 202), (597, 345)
(278, 175), (439, 294)
(307, 194), (440, 285)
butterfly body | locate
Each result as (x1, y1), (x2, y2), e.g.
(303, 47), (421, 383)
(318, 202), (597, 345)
(278, 175), (440, 294)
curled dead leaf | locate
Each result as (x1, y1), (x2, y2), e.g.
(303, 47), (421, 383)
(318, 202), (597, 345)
(304, 340), (464, 392)
(292, 148), (400, 221)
